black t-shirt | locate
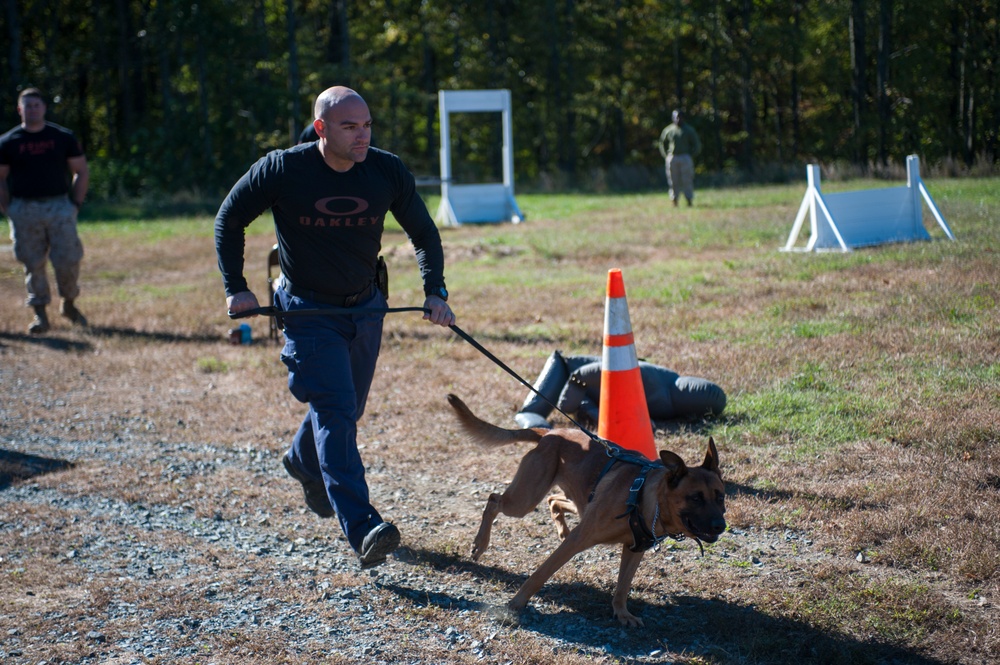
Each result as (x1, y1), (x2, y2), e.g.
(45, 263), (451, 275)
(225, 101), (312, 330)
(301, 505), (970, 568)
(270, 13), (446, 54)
(215, 143), (445, 298)
(0, 122), (85, 198)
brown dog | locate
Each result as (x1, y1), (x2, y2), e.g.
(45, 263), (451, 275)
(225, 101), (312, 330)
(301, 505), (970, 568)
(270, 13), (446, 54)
(447, 394), (726, 626)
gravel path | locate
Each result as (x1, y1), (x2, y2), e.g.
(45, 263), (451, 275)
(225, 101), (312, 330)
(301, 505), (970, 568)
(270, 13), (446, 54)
(0, 436), (688, 664)
(0, 429), (962, 665)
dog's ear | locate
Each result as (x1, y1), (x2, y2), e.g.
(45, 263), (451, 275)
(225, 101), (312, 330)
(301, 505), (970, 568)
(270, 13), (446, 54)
(701, 437), (722, 477)
(659, 450), (685, 470)
(660, 450), (688, 487)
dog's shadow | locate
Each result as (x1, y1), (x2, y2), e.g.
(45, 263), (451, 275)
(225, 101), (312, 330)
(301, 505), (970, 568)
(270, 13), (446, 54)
(0, 448), (74, 491)
(387, 546), (948, 665)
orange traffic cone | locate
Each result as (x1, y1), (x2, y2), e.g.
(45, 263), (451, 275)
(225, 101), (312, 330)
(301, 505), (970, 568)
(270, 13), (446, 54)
(597, 269), (657, 460)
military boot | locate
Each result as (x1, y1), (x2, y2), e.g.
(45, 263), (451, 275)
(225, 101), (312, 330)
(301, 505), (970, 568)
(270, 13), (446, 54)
(28, 305), (50, 334)
(60, 299), (88, 326)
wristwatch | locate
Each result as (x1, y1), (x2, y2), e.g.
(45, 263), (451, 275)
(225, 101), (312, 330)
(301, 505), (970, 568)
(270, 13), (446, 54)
(425, 285), (448, 302)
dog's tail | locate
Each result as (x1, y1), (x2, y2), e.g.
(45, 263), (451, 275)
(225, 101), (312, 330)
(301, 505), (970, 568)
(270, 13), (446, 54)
(447, 394), (544, 447)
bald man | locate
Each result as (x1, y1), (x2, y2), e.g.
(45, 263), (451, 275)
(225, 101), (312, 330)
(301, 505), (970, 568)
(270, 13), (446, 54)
(216, 87), (454, 569)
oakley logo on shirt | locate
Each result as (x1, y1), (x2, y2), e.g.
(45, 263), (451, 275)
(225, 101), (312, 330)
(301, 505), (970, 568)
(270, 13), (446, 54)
(300, 196), (381, 227)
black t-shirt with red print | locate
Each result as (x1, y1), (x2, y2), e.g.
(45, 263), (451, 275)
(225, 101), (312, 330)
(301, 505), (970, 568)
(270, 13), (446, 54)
(0, 122), (85, 198)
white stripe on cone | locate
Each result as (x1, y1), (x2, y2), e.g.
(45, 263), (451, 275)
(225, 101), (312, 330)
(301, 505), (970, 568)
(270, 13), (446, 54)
(603, 344), (638, 373)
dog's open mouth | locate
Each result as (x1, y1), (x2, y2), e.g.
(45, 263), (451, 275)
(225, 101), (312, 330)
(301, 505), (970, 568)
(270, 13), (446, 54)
(684, 518), (725, 544)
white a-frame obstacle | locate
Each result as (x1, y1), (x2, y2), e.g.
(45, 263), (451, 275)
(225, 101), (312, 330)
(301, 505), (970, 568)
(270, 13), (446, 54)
(782, 155), (955, 252)
(434, 89), (523, 227)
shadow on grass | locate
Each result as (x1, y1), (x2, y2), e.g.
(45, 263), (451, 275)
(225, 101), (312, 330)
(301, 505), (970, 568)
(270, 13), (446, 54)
(653, 415), (730, 438)
(389, 545), (947, 665)
(726, 480), (797, 503)
(0, 326), (222, 347)
(727, 480), (887, 512)
(0, 448), (74, 491)
(85, 325), (222, 344)
(0, 331), (91, 352)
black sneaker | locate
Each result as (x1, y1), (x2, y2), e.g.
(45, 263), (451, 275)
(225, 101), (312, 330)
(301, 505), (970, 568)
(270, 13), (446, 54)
(282, 452), (335, 518)
(358, 522), (400, 569)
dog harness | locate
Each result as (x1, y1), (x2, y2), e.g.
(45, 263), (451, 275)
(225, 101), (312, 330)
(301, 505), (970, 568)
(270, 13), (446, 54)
(588, 446), (674, 553)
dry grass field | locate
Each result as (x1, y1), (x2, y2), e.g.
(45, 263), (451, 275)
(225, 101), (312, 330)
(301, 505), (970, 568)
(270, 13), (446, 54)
(1, 179), (998, 664)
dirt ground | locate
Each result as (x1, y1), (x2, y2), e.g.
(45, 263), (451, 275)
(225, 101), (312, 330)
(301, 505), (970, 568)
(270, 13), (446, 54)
(1, 209), (998, 664)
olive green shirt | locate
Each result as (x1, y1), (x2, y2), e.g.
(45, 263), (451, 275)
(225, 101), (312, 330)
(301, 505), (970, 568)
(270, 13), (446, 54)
(658, 122), (702, 158)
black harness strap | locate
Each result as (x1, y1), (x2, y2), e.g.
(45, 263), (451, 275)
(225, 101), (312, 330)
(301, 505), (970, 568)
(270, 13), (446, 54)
(583, 443), (672, 553)
(588, 444), (660, 501)
(616, 463), (668, 553)
(588, 456), (620, 503)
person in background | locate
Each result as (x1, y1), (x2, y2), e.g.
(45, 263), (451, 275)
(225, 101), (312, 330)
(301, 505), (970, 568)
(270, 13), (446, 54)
(216, 86), (454, 569)
(657, 109), (702, 207)
(0, 88), (90, 334)
(298, 123), (318, 144)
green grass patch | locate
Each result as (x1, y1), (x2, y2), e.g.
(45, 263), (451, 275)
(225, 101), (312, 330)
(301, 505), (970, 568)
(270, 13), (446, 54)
(788, 575), (959, 644)
(730, 383), (891, 452)
(195, 357), (230, 373)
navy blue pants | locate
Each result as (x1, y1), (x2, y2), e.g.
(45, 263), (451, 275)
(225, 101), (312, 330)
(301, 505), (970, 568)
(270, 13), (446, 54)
(276, 286), (386, 552)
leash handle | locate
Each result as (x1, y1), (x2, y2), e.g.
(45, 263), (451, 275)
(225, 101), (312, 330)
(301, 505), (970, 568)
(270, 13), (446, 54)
(228, 305), (429, 319)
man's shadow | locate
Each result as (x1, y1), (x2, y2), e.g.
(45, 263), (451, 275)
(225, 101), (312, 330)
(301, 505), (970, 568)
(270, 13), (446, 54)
(0, 448), (74, 490)
(0, 325), (227, 351)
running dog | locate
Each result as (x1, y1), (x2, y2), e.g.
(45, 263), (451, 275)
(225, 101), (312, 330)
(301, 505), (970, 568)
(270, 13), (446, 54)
(447, 393), (726, 626)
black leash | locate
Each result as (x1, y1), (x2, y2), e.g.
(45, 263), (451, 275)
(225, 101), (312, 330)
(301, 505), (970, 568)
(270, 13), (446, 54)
(229, 304), (609, 447)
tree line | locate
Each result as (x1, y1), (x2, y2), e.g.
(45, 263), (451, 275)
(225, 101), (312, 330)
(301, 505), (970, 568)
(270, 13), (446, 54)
(2, 0), (996, 201)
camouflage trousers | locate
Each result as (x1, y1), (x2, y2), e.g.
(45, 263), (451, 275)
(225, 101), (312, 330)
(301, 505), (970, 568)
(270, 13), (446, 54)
(7, 196), (84, 307)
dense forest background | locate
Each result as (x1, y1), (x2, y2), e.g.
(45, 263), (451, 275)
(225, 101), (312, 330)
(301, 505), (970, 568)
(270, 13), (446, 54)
(1, 0), (997, 201)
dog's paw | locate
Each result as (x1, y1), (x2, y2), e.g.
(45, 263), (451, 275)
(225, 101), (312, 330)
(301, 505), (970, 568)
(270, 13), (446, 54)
(489, 603), (521, 626)
(470, 540), (488, 561)
(614, 609), (645, 627)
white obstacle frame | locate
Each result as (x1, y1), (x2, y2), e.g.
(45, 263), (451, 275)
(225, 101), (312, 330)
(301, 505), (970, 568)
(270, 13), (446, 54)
(783, 154), (955, 252)
(434, 89), (523, 226)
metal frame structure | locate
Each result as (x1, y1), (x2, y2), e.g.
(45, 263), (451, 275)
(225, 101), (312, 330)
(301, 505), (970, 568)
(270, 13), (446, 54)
(434, 89), (523, 226)
(783, 155), (954, 252)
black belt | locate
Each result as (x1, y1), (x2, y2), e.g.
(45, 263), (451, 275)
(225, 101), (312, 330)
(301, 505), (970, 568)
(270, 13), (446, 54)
(15, 195), (70, 202)
(281, 278), (375, 307)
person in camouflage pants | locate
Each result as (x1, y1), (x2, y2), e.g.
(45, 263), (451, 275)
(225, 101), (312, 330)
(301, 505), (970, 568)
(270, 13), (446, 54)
(0, 88), (90, 334)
